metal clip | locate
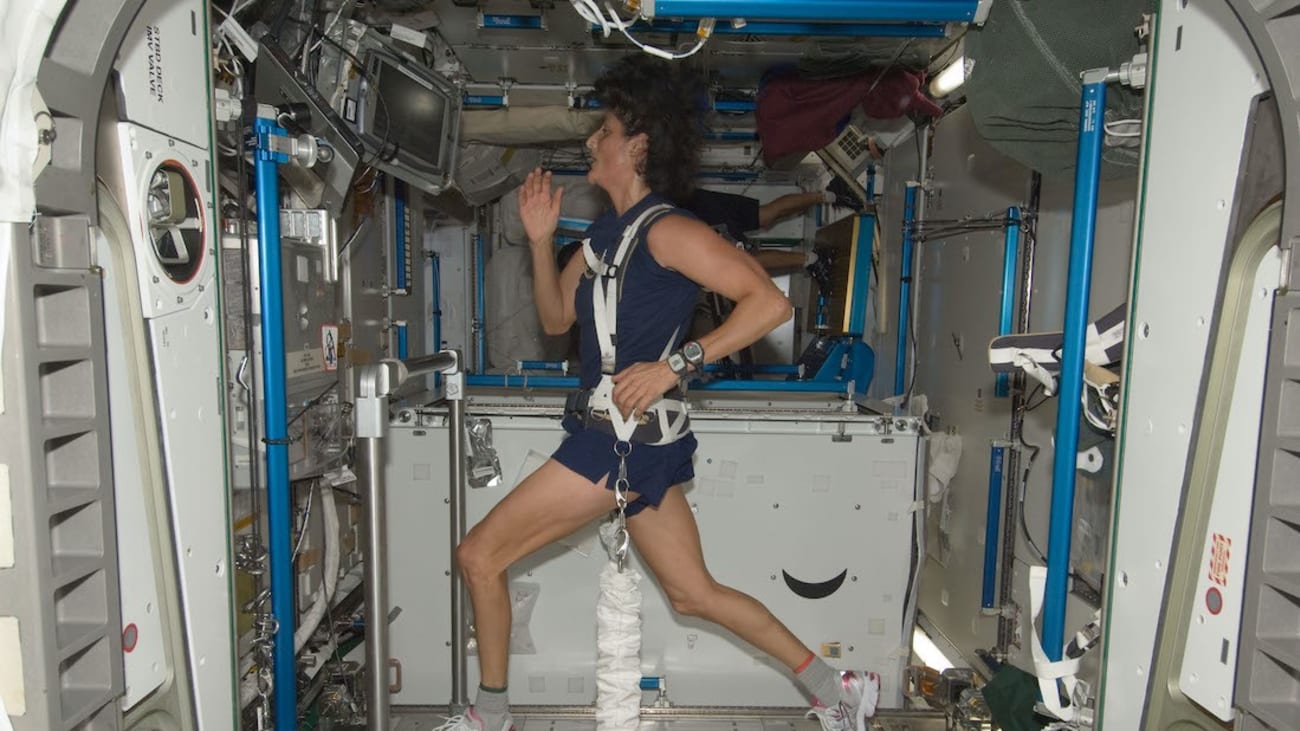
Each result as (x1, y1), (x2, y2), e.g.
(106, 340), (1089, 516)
(613, 441), (633, 572)
(614, 521), (630, 573)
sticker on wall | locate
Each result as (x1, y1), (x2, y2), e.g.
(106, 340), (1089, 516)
(1207, 532), (1231, 587)
(287, 348), (324, 377)
(783, 569), (848, 600)
(321, 324), (339, 372)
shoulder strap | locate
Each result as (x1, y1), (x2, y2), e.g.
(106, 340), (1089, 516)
(590, 203), (676, 375)
(613, 205), (676, 302)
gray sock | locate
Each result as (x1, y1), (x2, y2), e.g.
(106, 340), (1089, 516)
(475, 684), (511, 731)
(796, 656), (842, 708)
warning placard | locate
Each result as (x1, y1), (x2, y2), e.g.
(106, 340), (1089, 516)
(322, 325), (339, 372)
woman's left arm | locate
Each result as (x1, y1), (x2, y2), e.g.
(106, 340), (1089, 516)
(611, 215), (792, 418)
(650, 215), (793, 363)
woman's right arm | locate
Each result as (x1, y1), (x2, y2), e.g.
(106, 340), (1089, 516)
(530, 238), (585, 335)
(519, 169), (582, 334)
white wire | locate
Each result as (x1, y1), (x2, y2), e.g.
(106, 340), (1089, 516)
(310, 0), (352, 55)
(291, 484), (315, 560)
(569, 0), (711, 60)
(213, 0), (255, 21)
(570, 0), (612, 37)
(1104, 119), (1143, 138)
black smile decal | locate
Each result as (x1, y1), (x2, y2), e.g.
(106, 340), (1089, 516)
(782, 569), (848, 600)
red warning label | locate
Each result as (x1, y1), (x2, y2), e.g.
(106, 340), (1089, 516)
(1208, 533), (1231, 587)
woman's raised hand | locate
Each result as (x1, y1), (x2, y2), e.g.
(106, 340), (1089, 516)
(518, 168), (564, 248)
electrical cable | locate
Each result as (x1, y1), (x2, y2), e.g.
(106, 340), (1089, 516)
(292, 480), (316, 561)
(1014, 429), (1104, 600)
(288, 380), (340, 430)
(902, 129), (925, 408)
(569, 0), (713, 60)
(336, 216), (368, 259)
(213, 0), (256, 20)
(1016, 431), (1046, 563)
(234, 111), (267, 568)
(309, 0), (352, 56)
(925, 29), (967, 79)
(1104, 118), (1143, 137)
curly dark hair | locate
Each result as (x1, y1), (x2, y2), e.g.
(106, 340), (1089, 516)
(592, 54), (704, 204)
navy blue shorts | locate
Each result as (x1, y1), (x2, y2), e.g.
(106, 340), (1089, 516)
(551, 415), (697, 516)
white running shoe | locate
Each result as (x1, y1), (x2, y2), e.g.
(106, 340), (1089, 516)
(434, 707), (516, 731)
(806, 670), (881, 731)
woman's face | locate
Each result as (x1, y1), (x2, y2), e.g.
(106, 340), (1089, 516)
(586, 111), (644, 191)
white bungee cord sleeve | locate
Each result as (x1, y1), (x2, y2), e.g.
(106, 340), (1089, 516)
(596, 520), (643, 731)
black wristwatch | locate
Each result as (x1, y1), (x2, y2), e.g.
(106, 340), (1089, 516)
(681, 340), (705, 371)
(666, 341), (705, 378)
(666, 350), (690, 377)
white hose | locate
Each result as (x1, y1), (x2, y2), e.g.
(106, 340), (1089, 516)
(238, 484), (341, 707)
(295, 483), (341, 652)
(595, 561), (643, 731)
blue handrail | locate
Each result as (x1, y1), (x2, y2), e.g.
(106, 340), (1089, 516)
(1043, 73), (1109, 661)
(253, 111), (297, 731)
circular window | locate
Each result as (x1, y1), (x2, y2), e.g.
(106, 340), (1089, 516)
(145, 163), (204, 282)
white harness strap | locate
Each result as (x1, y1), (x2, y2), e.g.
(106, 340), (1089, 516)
(583, 204), (673, 374)
(1028, 566), (1102, 727)
(580, 204), (689, 445)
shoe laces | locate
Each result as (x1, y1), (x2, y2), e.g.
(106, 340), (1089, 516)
(434, 714), (475, 731)
(806, 702), (851, 731)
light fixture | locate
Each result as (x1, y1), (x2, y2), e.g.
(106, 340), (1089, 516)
(929, 55), (973, 98)
(912, 627), (955, 671)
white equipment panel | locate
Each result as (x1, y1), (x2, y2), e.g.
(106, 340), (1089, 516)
(386, 405), (922, 709)
(145, 286), (235, 728)
(99, 227), (170, 710)
(1178, 247), (1282, 718)
(114, 0), (213, 149)
(1100, 0), (1267, 727)
(106, 121), (236, 727)
(112, 123), (213, 320)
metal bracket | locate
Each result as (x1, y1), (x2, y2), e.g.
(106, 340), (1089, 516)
(30, 214), (92, 269)
(1076, 445), (1104, 474)
(1117, 53), (1149, 90)
(388, 658), (403, 693)
(832, 422), (853, 442)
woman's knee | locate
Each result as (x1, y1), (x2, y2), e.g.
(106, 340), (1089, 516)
(455, 531), (503, 584)
(665, 580), (721, 619)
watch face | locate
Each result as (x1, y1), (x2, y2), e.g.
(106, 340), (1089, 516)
(683, 341), (704, 362)
(667, 352), (687, 373)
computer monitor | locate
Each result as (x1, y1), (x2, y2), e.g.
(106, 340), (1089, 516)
(346, 48), (461, 195)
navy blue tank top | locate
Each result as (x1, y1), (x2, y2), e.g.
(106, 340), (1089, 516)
(575, 194), (700, 389)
